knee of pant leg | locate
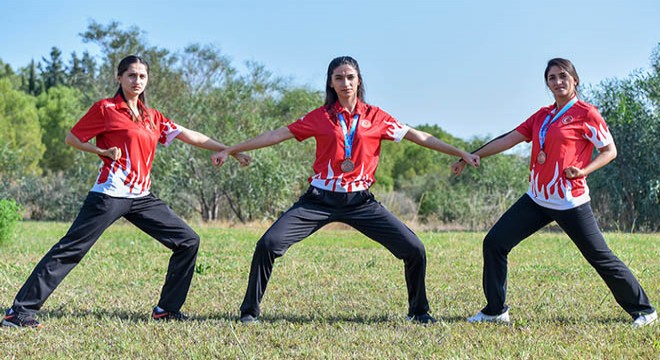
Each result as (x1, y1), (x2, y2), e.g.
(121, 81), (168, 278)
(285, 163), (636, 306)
(49, 241), (89, 264)
(191, 233), (201, 250)
(258, 235), (277, 253)
(179, 231), (200, 252)
(257, 234), (285, 257)
(483, 231), (503, 253)
(407, 241), (427, 262)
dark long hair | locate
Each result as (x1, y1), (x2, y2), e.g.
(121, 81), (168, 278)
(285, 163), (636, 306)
(115, 55), (153, 126)
(544, 58), (580, 97)
(323, 56), (366, 109)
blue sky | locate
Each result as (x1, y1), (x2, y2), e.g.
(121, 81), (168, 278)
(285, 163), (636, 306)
(1, 0), (659, 140)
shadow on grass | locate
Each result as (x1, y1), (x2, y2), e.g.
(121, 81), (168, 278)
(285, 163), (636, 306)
(38, 307), (154, 323)
(199, 312), (469, 324)
(28, 308), (494, 325)
(547, 316), (629, 326)
(34, 307), (235, 324)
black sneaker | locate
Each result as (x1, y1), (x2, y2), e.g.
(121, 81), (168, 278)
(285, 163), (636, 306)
(407, 313), (437, 324)
(239, 314), (258, 324)
(2, 308), (43, 329)
(151, 307), (190, 321)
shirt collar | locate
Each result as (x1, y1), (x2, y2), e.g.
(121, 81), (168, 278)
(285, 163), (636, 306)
(112, 93), (144, 112)
(550, 95), (579, 113)
(333, 99), (368, 117)
(112, 94), (128, 109)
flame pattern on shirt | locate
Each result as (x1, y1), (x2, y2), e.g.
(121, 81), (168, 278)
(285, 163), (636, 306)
(583, 122), (613, 148)
(517, 100), (610, 210)
(72, 96), (182, 198)
(93, 143), (154, 196)
(310, 161), (373, 192)
(289, 100), (409, 193)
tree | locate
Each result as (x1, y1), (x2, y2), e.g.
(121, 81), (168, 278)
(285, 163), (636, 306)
(80, 20), (170, 98)
(587, 75), (660, 231)
(66, 51), (98, 95)
(0, 59), (23, 91)
(584, 42), (660, 231)
(36, 85), (87, 172)
(0, 59), (15, 78)
(152, 45), (319, 221)
(70, 50), (100, 104)
(0, 79), (45, 175)
(25, 60), (40, 95)
(40, 47), (67, 91)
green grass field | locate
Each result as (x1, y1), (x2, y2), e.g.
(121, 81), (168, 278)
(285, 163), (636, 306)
(1, 221), (658, 359)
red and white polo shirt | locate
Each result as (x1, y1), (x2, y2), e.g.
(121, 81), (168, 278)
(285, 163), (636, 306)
(71, 94), (183, 198)
(288, 100), (409, 192)
(516, 99), (613, 210)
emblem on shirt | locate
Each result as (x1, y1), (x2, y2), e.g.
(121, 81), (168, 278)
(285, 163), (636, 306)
(360, 119), (372, 128)
(561, 116), (573, 124)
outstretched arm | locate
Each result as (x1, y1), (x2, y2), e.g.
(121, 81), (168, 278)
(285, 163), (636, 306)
(404, 127), (480, 167)
(176, 128), (251, 166)
(451, 130), (528, 175)
(211, 126), (295, 167)
(65, 132), (121, 160)
(175, 127), (230, 151)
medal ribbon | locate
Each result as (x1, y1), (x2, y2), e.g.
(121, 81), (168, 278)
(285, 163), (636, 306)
(539, 96), (577, 150)
(338, 113), (359, 159)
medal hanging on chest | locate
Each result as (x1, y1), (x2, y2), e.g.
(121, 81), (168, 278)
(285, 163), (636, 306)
(537, 150), (546, 164)
(338, 113), (359, 172)
(537, 97), (577, 164)
(341, 159), (355, 172)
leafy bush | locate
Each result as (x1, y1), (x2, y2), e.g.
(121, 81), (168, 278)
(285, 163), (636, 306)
(1, 169), (92, 221)
(0, 198), (23, 245)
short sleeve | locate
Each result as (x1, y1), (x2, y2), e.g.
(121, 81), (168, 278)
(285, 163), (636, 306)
(383, 118), (409, 142)
(288, 109), (323, 142)
(70, 102), (106, 142)
(515, 113), (536, 143)
(375, 108), (408, 142)
(581, 106), (613, 148)
(155, 110), (184, 146)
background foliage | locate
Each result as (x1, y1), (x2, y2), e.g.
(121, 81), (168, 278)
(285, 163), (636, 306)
(0, 21), (658, 231)
(0, 199), (22, 245)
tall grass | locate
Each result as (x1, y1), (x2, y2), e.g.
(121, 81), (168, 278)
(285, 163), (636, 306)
(1, 222), (658, 359)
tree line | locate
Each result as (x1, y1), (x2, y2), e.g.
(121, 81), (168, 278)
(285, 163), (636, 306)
(0, 21), (658, 231)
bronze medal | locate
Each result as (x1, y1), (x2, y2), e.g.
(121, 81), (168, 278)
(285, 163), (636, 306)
(341, 159), (355, 172)
(537, 150), (546, 164)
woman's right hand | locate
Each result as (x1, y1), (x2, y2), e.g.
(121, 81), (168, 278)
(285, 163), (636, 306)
(452, 151), (479, 175)
(211, 149), (231, 167)
(102, 147), (122, 161)
(451, 159), (467, 176)
(462, 153), (480, 167)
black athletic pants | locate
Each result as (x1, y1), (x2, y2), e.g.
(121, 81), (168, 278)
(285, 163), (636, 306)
(239, 186), (430, 318)
(12, 192), (200, 316)
(481, 194), (654, 318)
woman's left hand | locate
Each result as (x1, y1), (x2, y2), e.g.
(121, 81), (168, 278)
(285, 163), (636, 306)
(233, 152), (252, 167)
(564, 166), (584, 179)
(211, 150), (230, 167)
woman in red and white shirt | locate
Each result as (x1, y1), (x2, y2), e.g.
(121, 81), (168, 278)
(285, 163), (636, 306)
(453, 58), (656, 327)
(2, 55), (250, 328)
(213, 56), (480, 324)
